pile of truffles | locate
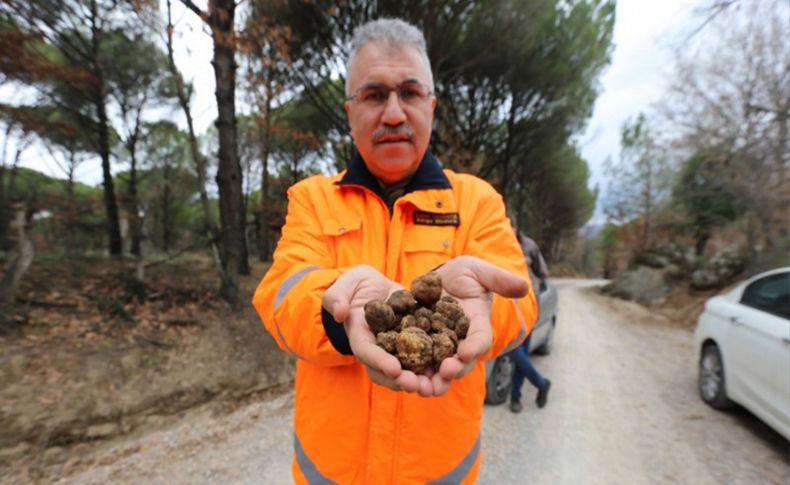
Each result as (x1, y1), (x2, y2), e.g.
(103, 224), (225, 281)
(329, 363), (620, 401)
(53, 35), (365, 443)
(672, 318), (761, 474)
(364, 271), (470, 374)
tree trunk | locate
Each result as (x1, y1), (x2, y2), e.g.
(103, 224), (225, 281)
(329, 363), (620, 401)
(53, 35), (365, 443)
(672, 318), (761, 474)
(90, 0), (122, 257)
(168, 0), (229, 297)
(162, 172), (172, 252)
(642, 157), (653, 252)
(210, 0), (245, 306)
(129, 145), (142, 257)
(694, 230), (709, 256)
(125, 102), (145, 258)
(1, 145), (23, 252)
(258, 86), (272, 261)
(66, 154), (78, 254)
(0, 204), (34, 305)
(0, 165), (7, 252)
(0, 125), (9, 251)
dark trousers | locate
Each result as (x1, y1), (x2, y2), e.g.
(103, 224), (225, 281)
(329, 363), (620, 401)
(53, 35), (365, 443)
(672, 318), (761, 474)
(509, 333), (547, 402)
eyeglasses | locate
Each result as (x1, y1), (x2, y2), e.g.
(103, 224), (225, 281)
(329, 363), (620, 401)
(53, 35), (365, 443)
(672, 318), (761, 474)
(346, 81), (433, 108)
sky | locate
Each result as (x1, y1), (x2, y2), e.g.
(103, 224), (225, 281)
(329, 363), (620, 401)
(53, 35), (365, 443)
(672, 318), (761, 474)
(5, 0), (708, 217)
(578, 0), (705, 221)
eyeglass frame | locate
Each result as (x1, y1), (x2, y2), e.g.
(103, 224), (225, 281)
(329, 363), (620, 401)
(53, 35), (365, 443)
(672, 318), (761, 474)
(345, 79), (435, 107)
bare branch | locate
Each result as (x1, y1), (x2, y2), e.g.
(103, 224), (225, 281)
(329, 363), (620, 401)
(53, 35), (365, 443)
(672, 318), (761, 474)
(179, 0), (205, 19)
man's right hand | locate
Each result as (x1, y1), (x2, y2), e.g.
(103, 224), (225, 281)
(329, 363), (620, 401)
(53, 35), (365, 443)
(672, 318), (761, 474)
(323, 265), (436, 396)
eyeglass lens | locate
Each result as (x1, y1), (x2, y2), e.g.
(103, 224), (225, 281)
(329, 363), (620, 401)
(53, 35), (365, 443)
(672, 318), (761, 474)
(356, 82), (430, 106)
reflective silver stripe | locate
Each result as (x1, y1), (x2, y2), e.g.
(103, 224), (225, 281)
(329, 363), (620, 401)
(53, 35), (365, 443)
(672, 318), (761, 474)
(500, 299), (528, 355)
(273, 266), (318, 360)
(274, 317), (305, 360)
(426, 434), (481, 484)
(295, 433), (339, 485)
(275, 266), (319, 309)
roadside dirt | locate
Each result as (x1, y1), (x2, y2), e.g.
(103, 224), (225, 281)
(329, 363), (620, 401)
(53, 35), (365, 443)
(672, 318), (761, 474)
(0, 255), (294, 479)
(649, 280), (719, 329)
(3, 279), (786, 484)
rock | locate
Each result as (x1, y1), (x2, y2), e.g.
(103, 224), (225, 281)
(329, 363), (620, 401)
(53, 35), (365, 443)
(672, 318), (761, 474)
(690, 269), (720, 290)
(664, 263), (686, 281)
(634, 252), (670, 269)
(654, 243), (697, 270)
(602, 267), (669, 304)
(84, 422), (120, 439)
(0, 441), (30, 459)
(691, 246), (746, 290)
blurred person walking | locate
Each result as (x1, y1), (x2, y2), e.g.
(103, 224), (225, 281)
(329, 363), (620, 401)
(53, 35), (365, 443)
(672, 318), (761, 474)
(508, 231), (552, 413)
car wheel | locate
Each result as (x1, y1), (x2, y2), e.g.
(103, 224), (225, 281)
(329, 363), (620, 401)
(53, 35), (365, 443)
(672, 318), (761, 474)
(485, 355), (514, 405)
(699, 344), (735, 410)
(533, 318), (555, 356)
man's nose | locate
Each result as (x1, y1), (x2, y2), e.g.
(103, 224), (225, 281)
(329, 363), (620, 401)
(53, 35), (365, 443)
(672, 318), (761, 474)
(381, 90), (407, 125)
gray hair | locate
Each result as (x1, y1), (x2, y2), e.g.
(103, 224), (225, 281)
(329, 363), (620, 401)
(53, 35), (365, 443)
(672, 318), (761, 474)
(345, 18), (434, 96)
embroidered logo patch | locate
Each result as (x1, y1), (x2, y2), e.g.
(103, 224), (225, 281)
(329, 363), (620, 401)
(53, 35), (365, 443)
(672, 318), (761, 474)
(413, 211), (460, 226)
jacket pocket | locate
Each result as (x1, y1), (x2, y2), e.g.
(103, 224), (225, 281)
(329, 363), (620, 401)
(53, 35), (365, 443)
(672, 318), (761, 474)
(322, 217), (361, 237)
(322, 217), (362, 266)
(402, 226), (455, 279)
(403, 225), (455, 254)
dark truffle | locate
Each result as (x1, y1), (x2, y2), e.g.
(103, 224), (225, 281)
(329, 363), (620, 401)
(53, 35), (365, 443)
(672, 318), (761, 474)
(410, 271), (443, 307)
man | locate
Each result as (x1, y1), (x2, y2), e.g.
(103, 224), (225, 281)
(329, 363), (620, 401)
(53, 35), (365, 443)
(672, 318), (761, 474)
(508, 230), (552, 414)
(253, 18), (537, 484)
(518, 232), (549, 290)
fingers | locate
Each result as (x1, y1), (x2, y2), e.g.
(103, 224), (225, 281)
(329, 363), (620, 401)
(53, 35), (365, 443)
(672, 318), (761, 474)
(437, 356), (465, 380)
(431, 373), (452, 396)
(354, 338), (402, 379)
(417, 374), (434, 397)
(323, 265), (385, 322)
(469, 258), (529, 298)
(366, 367), (401, 391)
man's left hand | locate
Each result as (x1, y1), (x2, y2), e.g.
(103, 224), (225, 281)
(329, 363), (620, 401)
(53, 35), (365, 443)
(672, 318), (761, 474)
(432, 256), (529, 393)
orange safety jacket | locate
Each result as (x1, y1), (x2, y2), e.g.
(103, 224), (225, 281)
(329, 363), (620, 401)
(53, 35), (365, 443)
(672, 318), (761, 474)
(253, 151), (537, 484)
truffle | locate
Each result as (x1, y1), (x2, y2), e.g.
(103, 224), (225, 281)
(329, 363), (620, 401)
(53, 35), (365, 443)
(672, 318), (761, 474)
(387, 290), (418, 316)
(435, 296), (465, 322)
(376, 331), (399, 354)
(432, 331), (456, 364)
(364, 299), (395, 334)
(396, 327), (433, 374)
(410, 271), (443, 307)
(363, 270), (473, 375)
(455, 315), (470, 340)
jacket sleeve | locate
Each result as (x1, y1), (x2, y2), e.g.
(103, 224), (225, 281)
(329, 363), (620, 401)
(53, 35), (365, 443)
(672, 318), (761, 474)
(251, 181), (357, 367)
(462, 182), (538, 361)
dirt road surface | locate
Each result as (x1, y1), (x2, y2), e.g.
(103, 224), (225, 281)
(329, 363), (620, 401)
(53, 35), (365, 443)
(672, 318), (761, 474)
(5, 279), (789, 484)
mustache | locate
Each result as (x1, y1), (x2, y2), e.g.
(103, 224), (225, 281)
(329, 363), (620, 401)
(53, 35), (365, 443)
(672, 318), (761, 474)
(373, 125), (415, 143)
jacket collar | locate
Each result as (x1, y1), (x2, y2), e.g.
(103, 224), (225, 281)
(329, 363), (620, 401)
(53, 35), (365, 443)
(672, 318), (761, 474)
(336, 149), (451, 201)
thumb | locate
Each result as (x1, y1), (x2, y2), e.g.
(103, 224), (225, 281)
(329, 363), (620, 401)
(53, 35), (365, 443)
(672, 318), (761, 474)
(331, 299), (350, 322)
(471, 260), (529, 298)
(323, 277), (354, 322)
(456, 320), (492, 362)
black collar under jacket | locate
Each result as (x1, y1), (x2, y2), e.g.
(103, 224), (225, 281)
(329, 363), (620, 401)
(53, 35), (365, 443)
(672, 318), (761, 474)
(336, 149), (452, 210)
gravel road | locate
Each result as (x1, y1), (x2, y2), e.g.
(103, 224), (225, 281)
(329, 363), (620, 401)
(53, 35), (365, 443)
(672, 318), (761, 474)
(6, 279), (789, 484)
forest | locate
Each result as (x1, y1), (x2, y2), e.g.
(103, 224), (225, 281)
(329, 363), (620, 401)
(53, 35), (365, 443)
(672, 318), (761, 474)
(0, 0), (614, 310)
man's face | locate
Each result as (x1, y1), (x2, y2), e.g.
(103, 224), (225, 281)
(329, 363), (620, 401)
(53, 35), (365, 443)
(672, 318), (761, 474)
(344, 42), (436, 185)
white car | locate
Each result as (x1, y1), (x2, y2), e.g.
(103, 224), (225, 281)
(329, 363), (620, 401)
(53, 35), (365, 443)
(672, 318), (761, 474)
(693, 267), (790, 440)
